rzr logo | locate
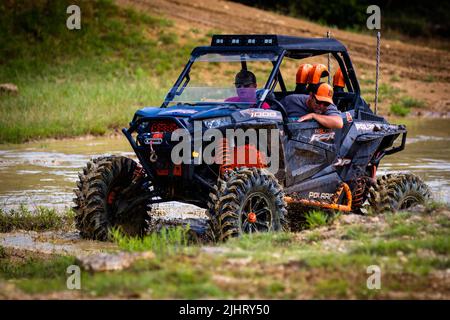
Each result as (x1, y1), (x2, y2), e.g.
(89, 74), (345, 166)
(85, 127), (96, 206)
(310, 132), (335, 143)
(333, 158), (351, 166)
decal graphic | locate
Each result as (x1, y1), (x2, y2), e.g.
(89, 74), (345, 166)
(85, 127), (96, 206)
(355, 123), (375, 131)
(240, 109), (282, 119)
(345, 112), (353, 123)
(310, 131), (335, 143)
(308, 192), (333, 201)
(333, 158), (351, 166)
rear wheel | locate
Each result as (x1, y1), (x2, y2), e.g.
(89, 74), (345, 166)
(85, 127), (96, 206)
(208, 167), (289, 242)
(73, 156), (152, 240)
(368, 173), (431, 213)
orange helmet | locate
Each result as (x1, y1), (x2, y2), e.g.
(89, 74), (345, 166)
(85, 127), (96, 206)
(333, 67), (345, 88)
(296, 64), (313, 84)
(307, 64), (329, 84)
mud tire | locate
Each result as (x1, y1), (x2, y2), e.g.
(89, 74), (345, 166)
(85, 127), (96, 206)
(207, 167), (289, 242)
(73, 156), (151, 241)
(368, 173), (431, 213)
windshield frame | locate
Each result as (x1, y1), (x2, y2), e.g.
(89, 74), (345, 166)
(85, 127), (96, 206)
(161, 46), (286, 108)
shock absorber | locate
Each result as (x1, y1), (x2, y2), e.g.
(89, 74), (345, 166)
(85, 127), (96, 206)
(216, 137), (232, 176)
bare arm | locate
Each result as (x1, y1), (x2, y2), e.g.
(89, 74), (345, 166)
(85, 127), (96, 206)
(299, 113), (343, 129)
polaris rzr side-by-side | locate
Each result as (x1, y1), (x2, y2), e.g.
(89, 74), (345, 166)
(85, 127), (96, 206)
(73, 35), (431, 241)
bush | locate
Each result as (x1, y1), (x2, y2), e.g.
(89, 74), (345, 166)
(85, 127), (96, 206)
(400, 97), (425, 109)
(0, 205), (74, 232)
(390, 103), (410, 116)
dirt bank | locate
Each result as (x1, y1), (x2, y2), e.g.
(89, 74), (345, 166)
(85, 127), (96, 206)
(117, 0), (450, 113)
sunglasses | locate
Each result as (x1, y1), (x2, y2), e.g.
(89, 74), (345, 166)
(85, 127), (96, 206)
(235, 83), (255, 88)
(313, 96), (330, 107)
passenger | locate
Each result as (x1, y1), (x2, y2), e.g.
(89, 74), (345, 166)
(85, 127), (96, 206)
(281, 82), (343, 129)
(294, 64), (313, 94)
(225, 70), (270, 109)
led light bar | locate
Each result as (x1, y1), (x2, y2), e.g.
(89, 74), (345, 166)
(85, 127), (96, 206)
(211, 35), (278, 47)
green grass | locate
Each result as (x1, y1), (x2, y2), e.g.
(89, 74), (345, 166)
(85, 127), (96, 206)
(110, 225), (191, 257)
(304, 210), (329, 229)
(399, 97), (426, 109)
(0, 0), (198, 143)
(0, 205), (74, 232)
(390, 103), (410, 116)
(390, 95), (426, 116)
(1, 205), (449, 299)
(0, 251), (76, 294)
(390, 75), (401, 82)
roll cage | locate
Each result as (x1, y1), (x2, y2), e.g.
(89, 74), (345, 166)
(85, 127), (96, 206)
(162, 34), (363, 114)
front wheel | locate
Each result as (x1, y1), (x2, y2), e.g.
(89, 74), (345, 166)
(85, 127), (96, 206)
(73, 156), (152, 240)
(208, 167), (289, 242)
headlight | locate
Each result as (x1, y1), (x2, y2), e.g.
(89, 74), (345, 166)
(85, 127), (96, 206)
(138, 121), (149, 132)
(203, 116), (232, 129)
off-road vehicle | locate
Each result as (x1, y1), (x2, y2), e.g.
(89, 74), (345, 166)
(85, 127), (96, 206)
(73, 34), (431, 241)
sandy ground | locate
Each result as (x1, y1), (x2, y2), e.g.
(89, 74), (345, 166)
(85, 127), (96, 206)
(117, 0), (450, 113)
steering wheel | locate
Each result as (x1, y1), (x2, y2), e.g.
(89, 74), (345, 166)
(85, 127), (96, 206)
(264, 96), (291, 138)
(264, 96), (289, 123)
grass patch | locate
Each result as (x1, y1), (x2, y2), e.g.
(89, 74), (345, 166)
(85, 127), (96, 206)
(110, 225), (191, 257)
(0, 205), (74, 232)
(0, 0), (199, 143)
(315, 278), (349, 298)
(0, 251), (76, 294)
(390, 75), (400, 82)
(353, 236), (450, 256)
(399, 96), (426, 108)
(390, 96), (426, 116)
(342, 225), (369, 240)
(304, 210), (330, 229)
(1, 207), (448, 299)
(390, 103), (410, 116)
(226, 232), (294, 251)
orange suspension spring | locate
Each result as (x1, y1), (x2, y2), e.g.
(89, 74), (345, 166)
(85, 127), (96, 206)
(216, 138), (233, 175)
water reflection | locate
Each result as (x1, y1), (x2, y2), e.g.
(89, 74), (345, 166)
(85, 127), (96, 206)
(0, 118), (449, 210)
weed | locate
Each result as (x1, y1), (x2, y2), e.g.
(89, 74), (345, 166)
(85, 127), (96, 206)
(400, 96), (425, 108)
(0, 205), (75, 232)
(110, 225), (191, 257)
(424, 74), (435, 82)
(304, 210), (329, 229)
(390, 75), (400, 82)
(390, 103), (410, 116)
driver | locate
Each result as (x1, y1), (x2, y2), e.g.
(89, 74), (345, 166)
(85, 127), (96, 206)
(281, 82), (343, 129)
(225, 70), (270, 109)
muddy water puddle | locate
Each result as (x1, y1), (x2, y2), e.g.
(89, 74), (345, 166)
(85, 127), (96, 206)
(0, 118), (449, 214)
(0, 137), (207, 220)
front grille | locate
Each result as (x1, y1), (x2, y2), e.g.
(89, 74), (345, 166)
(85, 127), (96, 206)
(150, 120), (179, 133)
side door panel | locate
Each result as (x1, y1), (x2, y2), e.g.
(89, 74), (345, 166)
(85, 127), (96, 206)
(284, 122), (337, 187)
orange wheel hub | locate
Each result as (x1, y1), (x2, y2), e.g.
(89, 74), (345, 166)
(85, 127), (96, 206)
(247, 212), (257, 223)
